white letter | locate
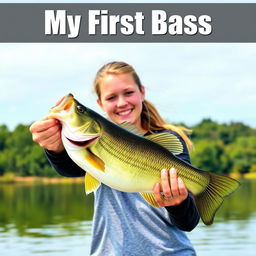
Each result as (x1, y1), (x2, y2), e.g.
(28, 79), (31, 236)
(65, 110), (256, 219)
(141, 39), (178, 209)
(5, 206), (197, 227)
(134, 12), (145, 35)
(109, 15), (120, 35)
(184, 15), (197, 35)
(120, 15), (134, 35)
(67, 15), (81, 38)
(101, 10), (109, 35)
(198, 15), (212, 35)
(45, 10), (66, 35)
(88, 10), (100, 35)
(152, 10), (167, 35)
(168, 15), (183, 35)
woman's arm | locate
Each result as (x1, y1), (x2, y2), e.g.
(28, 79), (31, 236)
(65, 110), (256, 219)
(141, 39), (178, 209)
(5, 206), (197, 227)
(45, 149), (85, 177)
(165, 192), (199, 231)
(166, 133), (200, 231)
(152, 131), (200, 231)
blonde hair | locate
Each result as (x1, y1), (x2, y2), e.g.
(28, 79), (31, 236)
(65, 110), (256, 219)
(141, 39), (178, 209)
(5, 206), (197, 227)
(93, 61), (193, 151)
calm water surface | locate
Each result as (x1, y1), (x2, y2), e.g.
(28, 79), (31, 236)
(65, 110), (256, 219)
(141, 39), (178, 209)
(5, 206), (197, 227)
(0, 179), (255, 256)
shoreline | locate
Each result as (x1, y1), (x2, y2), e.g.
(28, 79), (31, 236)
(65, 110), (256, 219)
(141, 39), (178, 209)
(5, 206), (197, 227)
(0, 172), (256, 185)
(0, 176), (84, 184)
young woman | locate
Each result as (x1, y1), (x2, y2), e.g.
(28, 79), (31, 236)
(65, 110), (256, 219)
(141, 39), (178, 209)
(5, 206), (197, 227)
(30, 61), (199, 255)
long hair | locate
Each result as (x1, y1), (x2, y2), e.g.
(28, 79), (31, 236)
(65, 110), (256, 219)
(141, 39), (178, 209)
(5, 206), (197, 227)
(93, 61), (193, 151)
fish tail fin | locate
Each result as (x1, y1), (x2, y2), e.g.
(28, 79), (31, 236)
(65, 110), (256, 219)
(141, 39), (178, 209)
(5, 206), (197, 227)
(194, 173), (240, 225)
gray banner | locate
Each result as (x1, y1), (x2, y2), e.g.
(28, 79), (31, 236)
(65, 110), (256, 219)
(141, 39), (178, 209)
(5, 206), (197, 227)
(0, 3), (256, 42)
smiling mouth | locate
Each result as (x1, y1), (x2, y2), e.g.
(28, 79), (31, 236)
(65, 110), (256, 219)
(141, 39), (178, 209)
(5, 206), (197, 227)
(116, 109), (133, 116)
(66, 136), (99, 147)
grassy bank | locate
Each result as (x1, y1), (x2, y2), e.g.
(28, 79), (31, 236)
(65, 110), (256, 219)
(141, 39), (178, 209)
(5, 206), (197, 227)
(1, 172), (256, 185)
(0, 172), (84, 184)
(243, 172), (256, 179)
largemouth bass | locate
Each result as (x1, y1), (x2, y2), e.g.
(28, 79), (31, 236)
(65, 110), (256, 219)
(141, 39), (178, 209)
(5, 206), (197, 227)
(48, 94), (240, 225)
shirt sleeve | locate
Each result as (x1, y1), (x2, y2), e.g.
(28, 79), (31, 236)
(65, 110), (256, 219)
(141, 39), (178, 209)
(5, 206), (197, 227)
(45, 149), (85, 177)
(163, 131), (200, 231)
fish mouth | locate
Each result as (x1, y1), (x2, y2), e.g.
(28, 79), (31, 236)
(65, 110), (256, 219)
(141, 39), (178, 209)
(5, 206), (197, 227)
(66, 136), (99, 147)
(49, 94), (74, 116)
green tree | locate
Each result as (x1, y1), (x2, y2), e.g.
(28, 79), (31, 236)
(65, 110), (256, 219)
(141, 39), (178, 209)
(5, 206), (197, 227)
(226, 136), (256, 174)
(191, 118), (220, 141)
(0, 125), (9, 151)
(190, 140), (224, 173)
(0, 120), (255, 177)
(0, 123), (55, 177)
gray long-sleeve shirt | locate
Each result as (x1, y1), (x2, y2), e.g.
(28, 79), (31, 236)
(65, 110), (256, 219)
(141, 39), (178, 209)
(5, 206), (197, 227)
(46, 130), (199, 255)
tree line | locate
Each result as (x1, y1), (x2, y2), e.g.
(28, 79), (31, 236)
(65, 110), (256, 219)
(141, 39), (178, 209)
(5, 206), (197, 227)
(0, 118), (255, 177)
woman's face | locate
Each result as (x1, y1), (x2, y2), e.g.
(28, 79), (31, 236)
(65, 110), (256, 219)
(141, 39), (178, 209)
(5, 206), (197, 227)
(97, 73), (145, 131)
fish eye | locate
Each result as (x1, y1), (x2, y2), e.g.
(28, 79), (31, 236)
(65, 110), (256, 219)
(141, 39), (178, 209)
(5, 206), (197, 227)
(77, 105), (84, 114)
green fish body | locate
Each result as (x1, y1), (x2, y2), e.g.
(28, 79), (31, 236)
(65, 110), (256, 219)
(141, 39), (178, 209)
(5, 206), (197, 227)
(48, 94), (240, 225)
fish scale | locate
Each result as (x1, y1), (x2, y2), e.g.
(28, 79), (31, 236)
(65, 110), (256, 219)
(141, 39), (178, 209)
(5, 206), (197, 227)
(95, 128), (210, 191)
(97, 135), (158, 176)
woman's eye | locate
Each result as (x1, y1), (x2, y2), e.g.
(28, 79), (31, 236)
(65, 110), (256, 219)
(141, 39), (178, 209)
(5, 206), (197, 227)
(125, 91), (134, 96)
(106, 96), (115, 101)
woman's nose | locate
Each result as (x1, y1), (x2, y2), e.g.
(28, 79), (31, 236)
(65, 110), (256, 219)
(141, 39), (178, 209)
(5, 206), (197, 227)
(116, 96), (127, 107)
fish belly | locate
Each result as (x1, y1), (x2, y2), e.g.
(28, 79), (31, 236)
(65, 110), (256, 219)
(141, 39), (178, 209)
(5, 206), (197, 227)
(102, 165), (159, 193)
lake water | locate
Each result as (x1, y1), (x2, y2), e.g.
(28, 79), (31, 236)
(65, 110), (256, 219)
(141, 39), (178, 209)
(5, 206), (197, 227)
(0, 179), (255, 256)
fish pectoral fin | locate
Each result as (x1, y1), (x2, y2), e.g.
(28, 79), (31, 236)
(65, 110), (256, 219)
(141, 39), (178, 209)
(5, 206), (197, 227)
(146, 132), (184, 155)
(85, 150), (105, 172)
(85, 173), (101, 195)
(140, 192), (160, 208)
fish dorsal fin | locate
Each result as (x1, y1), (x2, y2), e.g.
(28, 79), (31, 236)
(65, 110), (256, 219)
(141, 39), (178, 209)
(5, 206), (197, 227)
(119, 122), (143, 136)
(85, 149), (105, 172)
(140, 192), (160, 208)
(146, 132), (183, 155)
(85, 173), (101, 195)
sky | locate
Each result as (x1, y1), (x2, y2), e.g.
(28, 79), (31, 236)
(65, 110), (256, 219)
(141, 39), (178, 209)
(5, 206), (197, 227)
(1, 1), (256, 130)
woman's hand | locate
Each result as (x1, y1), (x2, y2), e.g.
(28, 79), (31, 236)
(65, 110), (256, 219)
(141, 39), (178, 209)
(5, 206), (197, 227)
(153, 168), (188, 207)
(29, 117), (64, 153)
